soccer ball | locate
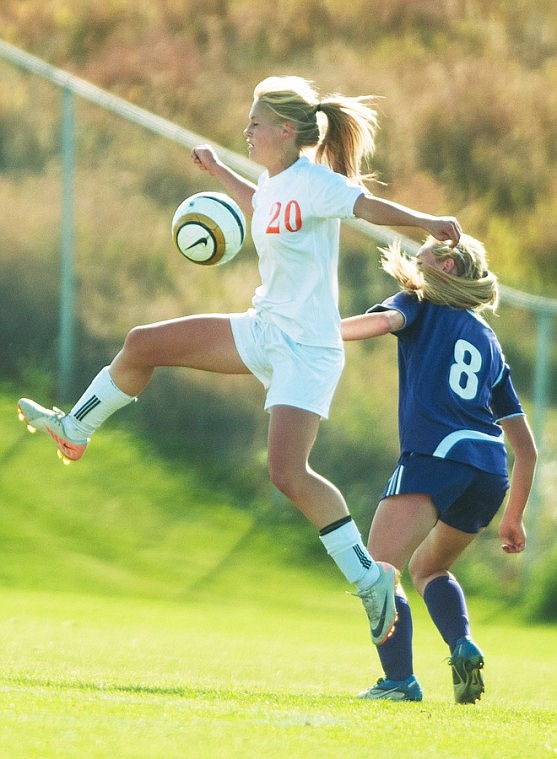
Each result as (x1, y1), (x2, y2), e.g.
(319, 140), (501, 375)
(172, 191), (246, 266)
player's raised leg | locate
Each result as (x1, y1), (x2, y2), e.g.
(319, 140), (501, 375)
(18, 314), (248, 462)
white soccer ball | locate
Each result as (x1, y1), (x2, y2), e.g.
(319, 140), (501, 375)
(172, 191), (246, 266)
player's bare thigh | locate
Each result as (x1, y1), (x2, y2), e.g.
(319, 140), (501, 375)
(116, 314), (250, 374)
(368, 493), (439, 572)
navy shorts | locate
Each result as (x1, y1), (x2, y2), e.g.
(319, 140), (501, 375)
(381, 452), (509, 534)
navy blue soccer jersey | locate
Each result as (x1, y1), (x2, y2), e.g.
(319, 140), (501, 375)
(368, 291), (524, 475)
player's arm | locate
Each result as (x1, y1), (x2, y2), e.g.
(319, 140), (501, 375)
(497, 415), (538, 554)
(353, 192), (461, 247)
(341, 309), (404, 341)
(191, 145), (256, 217)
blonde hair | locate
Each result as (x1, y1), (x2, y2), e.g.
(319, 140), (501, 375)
(253, 76), (378, 185)
(381, 234), (499, 313)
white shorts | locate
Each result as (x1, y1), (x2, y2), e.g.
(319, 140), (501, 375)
(229, 309), (345, 419)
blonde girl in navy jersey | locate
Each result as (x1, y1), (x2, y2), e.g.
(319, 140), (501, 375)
(18, 76), (461, 649)
(342, 234), (537, 702)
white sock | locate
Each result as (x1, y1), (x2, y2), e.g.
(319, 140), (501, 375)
(65, 366), (136, 438)
(319, 518), (380, 591)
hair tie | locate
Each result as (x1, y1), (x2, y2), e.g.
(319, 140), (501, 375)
(314, 103), (322, 113)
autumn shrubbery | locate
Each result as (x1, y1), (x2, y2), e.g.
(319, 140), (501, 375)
(1, 0), (556, 283)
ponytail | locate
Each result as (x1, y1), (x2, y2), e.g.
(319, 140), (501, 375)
(381, 235), (499, 313)
(253, 76), (378, 184)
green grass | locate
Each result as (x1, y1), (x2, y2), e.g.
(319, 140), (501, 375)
(2, 385), (556, 757)
(0, 589), (556, 758)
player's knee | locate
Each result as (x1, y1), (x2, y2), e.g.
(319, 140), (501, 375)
(122, 325), (151, 360)
(268, 459), (302, 502)
(408, 555), (429, 596)
(268, 466), (293, 498)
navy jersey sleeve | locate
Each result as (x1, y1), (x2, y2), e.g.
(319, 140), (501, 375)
(491, 364), (524, 421)
(366, 291), (421, 330)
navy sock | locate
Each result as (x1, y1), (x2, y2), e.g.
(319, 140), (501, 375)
(376, 593), (414, 682)
(423, 574), (470, 653)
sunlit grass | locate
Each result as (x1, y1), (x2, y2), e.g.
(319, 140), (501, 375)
(0, 588), (556, 759)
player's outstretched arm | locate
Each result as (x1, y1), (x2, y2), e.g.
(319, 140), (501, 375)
(353, 193), (461, 247)
(341, 309), (404, 341)
(498, 415), (538, 554)
(191, 145), (257, 217)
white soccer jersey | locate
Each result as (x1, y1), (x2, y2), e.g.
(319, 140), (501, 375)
(250, 156), (363, 348)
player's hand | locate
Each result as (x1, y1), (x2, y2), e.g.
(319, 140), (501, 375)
(426, 216), (462, 248)
(499, 519), (526, 553)
(191, 145), (220, 174)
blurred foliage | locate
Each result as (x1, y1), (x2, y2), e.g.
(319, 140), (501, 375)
(1, 0), (556, 285)
(1, 1), (556, 604)
(526, 543), (557, 621)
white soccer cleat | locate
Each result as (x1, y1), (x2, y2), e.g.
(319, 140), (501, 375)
(17, 398), (89, 463)
(357, 561), (398, 646)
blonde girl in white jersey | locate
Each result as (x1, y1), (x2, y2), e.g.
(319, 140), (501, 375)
(18, 76), (461, 650)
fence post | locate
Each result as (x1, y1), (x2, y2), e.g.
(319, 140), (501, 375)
(58, 85), (75, 401)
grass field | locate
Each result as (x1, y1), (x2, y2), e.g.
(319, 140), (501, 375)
(1, 386), (556, 757)
(1, 588), (556, 758)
